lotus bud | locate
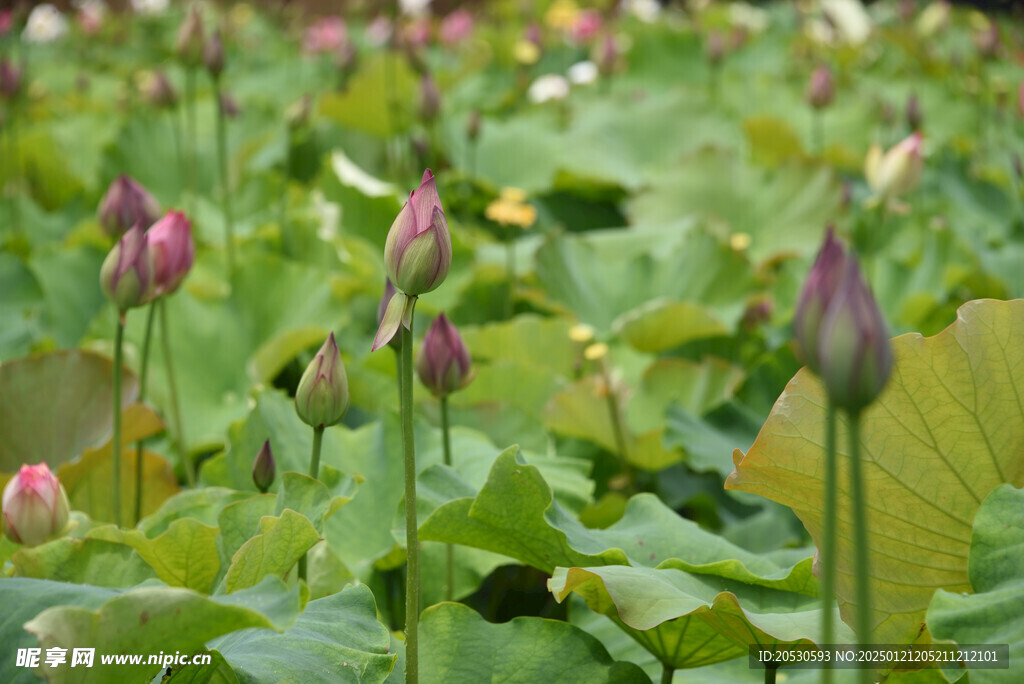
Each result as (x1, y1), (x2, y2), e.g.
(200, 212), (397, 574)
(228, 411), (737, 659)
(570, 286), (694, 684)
(973, 23), (999, 61)
(100, 223), (155, 311)
(2, 463), (70, 547)
(219, 92), (241, 118)
(148, 210), (194, 297)
(806, 66), (835, 110)
(420, 74), (441, 122)
(384, 169), (451, 297)
(252, 440), (275, 493)
(0, 58), (22, 100)
(706, 31), (725, 66)
(597, 34), (618, 77)
(204, 29), (225, 78)
(175, 4), (205, 67)
(440, 9), (473, 46)
(295, 332), (350, 429)
(906, 93), (923, 131)
(97, 174), (162, 240)
(466, 109), (481, 142)
(416, 313), (475, 397)
(818, 258), (893, 412)
(0, 10), (12, 37)
(142, 70), (178, 109)
(864, 132), (924, 203)
(793, 227), (850, 374)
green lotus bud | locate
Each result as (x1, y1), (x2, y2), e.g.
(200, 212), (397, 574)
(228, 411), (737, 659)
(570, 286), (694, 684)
(252, 440), (275, 493)
(100, 223), (155, 312)
(295, 332), (350, 429)
(2, 463), (70, 547)
(383, 169), (451, 297)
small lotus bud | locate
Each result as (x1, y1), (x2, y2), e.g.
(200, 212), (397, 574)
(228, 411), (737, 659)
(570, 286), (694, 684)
(818, 258), (893, 412)
(2, 463), (70, 547)
(806, 66), (835, 110)
(142, 70), (178, 109)
(100, 223), (155, 311)
(420, 75), (441, 122)
(295, 332), (350, 429)
(0, 10), (12, 37)
(383, 169), (452, 297)
(416, 313), (475, 397)
(864, 132), (924, 203)
(0, 58), (22, 100)
(98, 174), (162, 240)
(440, 9), (473, 46)
(204, 29), (225, 77)
(466, 109), (481, 142)
(597, 34), (618, 77)
(175, 5), (205, 67)
(252, 440), (275, 493)
(706, 31), (725, 66)
(148, 210), (194, 297)
(794, 227), (850, 374)
(219, 92), (241, 118)
(906, 93), (923, 131)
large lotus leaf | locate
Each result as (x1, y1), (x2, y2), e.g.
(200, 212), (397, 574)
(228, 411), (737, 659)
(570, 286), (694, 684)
(210, 584), (396, 683)
(0, 579), (122, 684)
(22, 576), (301, 684)
(0, 252), (46, 359)
(458, 314), (578, 377)
(11, 538), (158, 587)
(0, 350), (138, 471)
(28, 244), (109, 350)
(222, 509), (321, 594)
(726, 299), (1024, 645)
(549, 564), (852, 670)
(163, 649), (240, 684)
(534, 228), (756, 332)
(139, 488), (253, 538)
(420, 448), (814, 593)
(418, 602), (650, 683)
(663, 400), (763, 477)
(613, 300), (728, 353)
(319, 54), (418, 138)
(927, 484), (1024, 684)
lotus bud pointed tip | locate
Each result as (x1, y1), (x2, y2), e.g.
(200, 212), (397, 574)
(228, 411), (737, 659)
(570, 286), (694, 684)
(296, 333), (350, 429)
(176, 5), (205, 67)
(98, 175), (161, 240)
(806, 65), (835, 110)
(794, 226), (849, 374)
(252, 440), (275, 493)
(2, 463), (70, 547)
(384, 169), (451, 297)
(417, 313), (474, 397)
(204, 29), (225, 77)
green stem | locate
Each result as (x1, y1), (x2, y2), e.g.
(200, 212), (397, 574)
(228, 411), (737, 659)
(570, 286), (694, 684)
(601, 359), (635, 494)
(440, 394), (454, 602)
(505, 237), (516, 319)
(170, 108), (185, 190)
(401, 297), (420, 684)
(765, 663), (778, 684)
(660, 663), (674, 684)
(160, 299), (193, 487)
(813, 110), (824, 155)
(848, 410), (872, 684)
(112, 315), (125, 527)
(133, 301), (157, 525)
(821, 400), (837, 684)
(280, 125), (292, 235)
(213, 77), (235, 277)
(184, 67), (198, 215)
(298, 425), (325, 583)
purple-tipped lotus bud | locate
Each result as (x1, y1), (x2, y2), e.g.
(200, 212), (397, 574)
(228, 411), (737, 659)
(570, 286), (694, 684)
(706, 31), (725, 66)
(818, 258), (893, 412)
(148, 210), (194, 297)
(806, 66), (835, 110)
(0, 57), (22, 100)
(204, 29), (225, 78)
(143, 70), (178, 109)
(98, 175), (162, 240)
(176, 5), (205, 67)
(2, 463), (70, 547)
(295, 332), (350, 429)
(384, 169), (451, 297)
(416, 313), (475, 397)
(793, 227), (850, 374)
(219, 92), (241, 118)
(252, 440), (275, 493)
(597, 34), (618, 76)
(100, 223), (155, 311)
(466, 109), (481, 142)
(420, 74), (441, 122)
(906, 93), (923, 131)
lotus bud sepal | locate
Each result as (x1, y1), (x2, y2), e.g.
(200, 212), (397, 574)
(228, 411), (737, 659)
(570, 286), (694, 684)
(2, 463), (71, 547)
(295, 332), (350, 429)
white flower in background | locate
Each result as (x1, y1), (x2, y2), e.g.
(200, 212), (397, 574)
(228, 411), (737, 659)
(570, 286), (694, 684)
(399, 0), (431, 17)
(22, 4), (68, 43)
(131, 0), (170, 15)
(567, 60), (598, 85)
(528, 74), (570, 103)
(730, 3), (770, 34)
(621, 0), (661, 23)
(820, 0), (872, 46)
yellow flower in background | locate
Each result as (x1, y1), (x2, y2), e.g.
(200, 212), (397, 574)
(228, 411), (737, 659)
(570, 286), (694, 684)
(545, 0), (580, 32)
(513, 40), (541, 65)
(569, 323), (595, 343)
(229, 3), (254, 29)
(485, 188), (537, 228)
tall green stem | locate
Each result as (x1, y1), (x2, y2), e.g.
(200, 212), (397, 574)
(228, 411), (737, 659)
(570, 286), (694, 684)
(848, 410), (872, 684)
(112, 315), (125, 527)
(160, 299), (193, 486)
(600, 358), (635, 494)
(213, 77), (235, 277)
(813, 110), (824, 155)
(401, 298), (420, 684)
(298, 425), (325, 583)
(765, 663), (777, 684)
(184, 67), (198, 215)
(440, 394), (454, 602)
(134, 301), (157, 525)
(505, 238), (516, 320)
(660, 663), (674, 684)
(820, 400), (837, 684)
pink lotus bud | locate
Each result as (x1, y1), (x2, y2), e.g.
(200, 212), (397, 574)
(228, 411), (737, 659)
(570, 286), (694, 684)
(145, 70), (178, 109)
(77, 0), (104, 36)
(973, 23), (999, 61)
(416, 313), (475, 397)
(384, 169), (451, 297)
(401, 18), (431, 50)
(818, 257), (893, 412)
(524, 22), (542, 47)
(420, 74), (441, 122)
(365, 16), (393, 48)
(706, 31), (725, 65)
(252, 440), (275, 493)
(793, 227), (850, 374)
(100, 223), (154, 311)
(219, 92), (241, 118)
(864, 132), (924, 202)
(0, 10), (13, 36)
(568, 10), (602, 44)
(0, 58), (22, 100)
(2, 463), (71, 547)
(175, 4), (205, 67)
(97, 174), (161, 240)
(295, 332), (350, 429)
(204, 29), (225, 77)
(304, 16), (348, 54)
(806, 66), (835, 110)
(148, 210), (194, 297)
(440, 10), (473, 46)
(597, 34), (618, 76)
